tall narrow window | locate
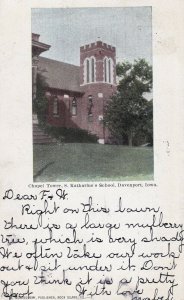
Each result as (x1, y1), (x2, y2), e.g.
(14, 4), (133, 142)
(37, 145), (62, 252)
(104, 57), (113, 83)
(91, 58), (95, 82)
(86, 59), (90, 83)
(108, 59), (111, 83)
(71, 97), (77, 116)
(84, 57), (96, 84)
(88, 95), (93, 122)
(53, 97), (59, 116)
(104, 58), (107, 82)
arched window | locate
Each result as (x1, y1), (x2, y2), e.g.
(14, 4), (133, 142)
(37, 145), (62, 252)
(53, 97), (59, 116)
(71, 97), (77, 116)
(84, 57), (96, 84)
(108, 59), (111, 83)
(88, 95), (93, 116)
(104, 58), (107, 82)
(88, 95), (93, 122)
(91, 58), (95, 82)
(104, 57), (113, 84)
(86, 59), (90, 83)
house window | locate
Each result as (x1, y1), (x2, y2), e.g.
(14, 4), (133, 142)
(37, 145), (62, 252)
(53, 97), (59, 116)
(71, 97), (77, 116)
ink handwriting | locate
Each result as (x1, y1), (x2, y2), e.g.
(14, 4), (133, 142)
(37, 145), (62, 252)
(0, 190), (184, 300)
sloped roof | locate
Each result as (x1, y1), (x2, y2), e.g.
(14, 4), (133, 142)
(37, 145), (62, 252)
(38, 56), (82, 93)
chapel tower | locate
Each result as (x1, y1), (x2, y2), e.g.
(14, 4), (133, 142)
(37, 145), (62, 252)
(80, 41), (117, 143)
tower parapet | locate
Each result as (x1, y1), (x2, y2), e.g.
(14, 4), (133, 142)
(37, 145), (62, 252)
(80, 41), (115, 52)
(80, 40), (116, 86)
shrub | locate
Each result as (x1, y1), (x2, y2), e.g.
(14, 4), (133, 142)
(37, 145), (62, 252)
(45, 126), (98, 143)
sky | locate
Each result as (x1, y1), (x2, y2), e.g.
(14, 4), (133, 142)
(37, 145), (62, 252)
(32, 7), (152, 66)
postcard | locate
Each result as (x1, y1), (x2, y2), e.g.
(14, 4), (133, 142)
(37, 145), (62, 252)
(0, 0), (183, 299)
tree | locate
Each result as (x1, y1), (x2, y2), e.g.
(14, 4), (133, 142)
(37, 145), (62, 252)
(104, 59), (153, 146)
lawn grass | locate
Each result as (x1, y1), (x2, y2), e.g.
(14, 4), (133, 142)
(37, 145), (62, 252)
(33, 143), (154, 182)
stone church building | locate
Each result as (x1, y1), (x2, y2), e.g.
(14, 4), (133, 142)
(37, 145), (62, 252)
(32, 33), (117, 144)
